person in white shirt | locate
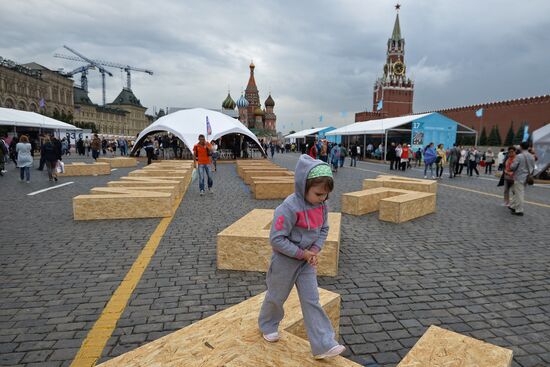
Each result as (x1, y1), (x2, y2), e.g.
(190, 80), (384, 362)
(497, 148), (506, 171)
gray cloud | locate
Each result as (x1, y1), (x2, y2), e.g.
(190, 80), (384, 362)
(1, 0), (548, 133)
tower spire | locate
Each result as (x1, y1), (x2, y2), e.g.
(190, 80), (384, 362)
(392, 4), (402, 40)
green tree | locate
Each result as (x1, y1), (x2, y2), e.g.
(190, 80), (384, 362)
(487, 126), (499, 146)
(479, 126), (488, 146)
(504, 121), (515, 146)
(513, 123), (525, 145)
(288, 130), (296, 134)
(495, 125), (502, 146)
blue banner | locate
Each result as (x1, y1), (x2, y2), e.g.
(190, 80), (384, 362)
(411, 114), (457, 152)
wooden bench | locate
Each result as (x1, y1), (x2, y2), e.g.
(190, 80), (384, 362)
(363, 175), (437, 193)
(108, 177), (186, 201)
(342, 187), (436, 223)
(243, 170), (294, 184)
(218, 209), (341, 276)
(397, 325), (513, 367)
(96, 157), (137, 168)
(238, 164), (281, 178)
(251, 179), (295, 199)
(128, 169), (190, 178)
(97, 287), (359, 367)
(58, 162), (111, 176)
(73, 189), (173, 220)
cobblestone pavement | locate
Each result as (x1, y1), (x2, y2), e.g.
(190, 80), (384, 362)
(1, 153), (549, 367)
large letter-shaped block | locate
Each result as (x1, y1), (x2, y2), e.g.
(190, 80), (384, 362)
(73, 189), (173, 220)
(129, 169), (189, 178)
(97, 157), (137, 168)
(397, 325), (513, 367)
(217, 209), (340, 276)
(237, 164), (280, 178)
(58, 162), (111, 176)
(342, 187), (435, 223)
(97, 287), (360, 367)
(363, 175), (437, 193)
(108, 177), (186, 201)
(251, 179), (295, 199)
(243, 170), (293, 184)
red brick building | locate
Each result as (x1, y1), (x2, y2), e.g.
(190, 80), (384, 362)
(355, 6), (550, 140)
(355, 6), (414, 122)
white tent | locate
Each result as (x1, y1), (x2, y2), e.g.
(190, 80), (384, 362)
(532, 123), (550, 176)
(285, 127), (331, 139)
(0, 107), (81, 130)
(325, 113), (433, 136)
(132, 108), (266, 155)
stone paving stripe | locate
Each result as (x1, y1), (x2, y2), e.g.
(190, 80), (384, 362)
(70, 191), (184, 367)
(27, 182), (75, 196)
(439, 183), (550, 209)
(110, 169), (117, 171)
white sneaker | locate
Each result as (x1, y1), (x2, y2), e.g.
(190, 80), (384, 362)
(314, 345), (346, 359)
(424, 176), (427, 179)
(200, 190), (205, 196)
(431, 176), (436, 179)
(208, 188), (213, 194)
(263, 332), (280, 342)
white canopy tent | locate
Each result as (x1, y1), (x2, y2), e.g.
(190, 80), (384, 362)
(325, 114), (433, 136)
(284, 127), (331, 139)
(132, 108), (266, 156)
(532, 123), (550, 176)
(0, 107), (81, 130)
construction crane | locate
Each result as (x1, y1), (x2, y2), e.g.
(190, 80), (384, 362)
(63, 64), (95, 92)
(54, 45), (113, 106)
(53, 52), (153, 91)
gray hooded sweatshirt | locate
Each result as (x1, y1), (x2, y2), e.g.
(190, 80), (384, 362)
(269, 154), (330, 259)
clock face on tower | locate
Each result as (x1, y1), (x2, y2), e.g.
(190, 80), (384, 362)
(393, 61), (405, 75)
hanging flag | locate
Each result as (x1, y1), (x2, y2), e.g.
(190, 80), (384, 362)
(475, 108), (484, 118)
(376, 99), (383, 111)
(319, 115), (323, 123)
(340, 111), (348, 117)
(39, 98), (46, 109)
(522, 124), (529, 142)
(206, 116), (212, 136)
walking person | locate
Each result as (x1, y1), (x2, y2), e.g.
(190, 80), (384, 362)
(497, 148), (506, 171)
(41, 136), (59, 182)
(329, 144), (340, 172)
(90, 134), (101, 161)
(448, 144), (460, 178)
(400, 143), (410, 171)
(211, 140), (219, 172)
(0, 135), (7, 176)
(16, 135), (33, 183)
(467, 147), (480, 177)
(435, 144), (446, 178)
(193, 134), (213, 196)
(423, 143), (436, 179)
(84, 136), (91, 157)
(501, 146), (516, 207)
(308, 141), (318, 160)
(457, 146), (467, 175)
(349, 143), (358, 167)
(484, 148), (495, 174)
(387, 142), (396, 170)
(258, 155), (345, 359)
(394, 143), (402, 170)
(509, 142), (535, 216)
(319, 141), (328, 163)
(414, 148), (422, 167)
(338, 144), (346, 167)
(143, 138), (155, 165)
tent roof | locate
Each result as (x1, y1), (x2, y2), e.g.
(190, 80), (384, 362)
(285, 127), (333, 139)
(0, 107), (81, 130)
(532, 123), (550, 144)
(326, 113), (434, 136)
(132, 108), (266, 155)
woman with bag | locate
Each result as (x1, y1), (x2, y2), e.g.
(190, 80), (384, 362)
(435, 144), (446, 178)
(41, 136), (59, 182)
(500, 146), (516, 207)
(484, 148), (495, 174)
(16, 135), (33, 183)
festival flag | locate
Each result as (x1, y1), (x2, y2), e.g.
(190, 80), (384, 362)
(340, 111), (348, 117)
(522, 124), (529, 142)
(475, 108), (484, 118)
(206, 116), (212, 136)
(39, 98), (46, 109)
(376, 99), (383, 111)
(319, 115), (324, 123)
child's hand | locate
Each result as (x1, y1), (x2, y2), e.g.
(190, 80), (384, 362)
(308, 255), (318, 268)
(303, 250), (315, 262)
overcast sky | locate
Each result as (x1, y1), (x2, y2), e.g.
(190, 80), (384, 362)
(1, 0), (549, 133)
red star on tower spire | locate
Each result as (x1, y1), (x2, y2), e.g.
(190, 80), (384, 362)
(395, 3), (401, 11)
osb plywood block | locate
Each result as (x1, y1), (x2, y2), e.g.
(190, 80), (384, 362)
(363, 175), (437, 193)
(58, 162), (111, 176)
(96, 157), (137, 168)
(238, 165), (281, 178)
(341, 187), (411, 216)
(73, 191), (172, 220)
(379, 191), (436, 223)
(253, 180), (295, 199)
(217, 209), (340, 276)
(244, 170), (294, 184)
(90, 186), (176, 200)
(97, 287), (359, 367)
(236, 159), (271, 167)
(144, 162), (193, 169)
(108, 177), (184, 200)
(249, 177), (294, 193)
(121, 175), (191, 197)
(129, 169), (190, 177)
(397, 325), (513, 367)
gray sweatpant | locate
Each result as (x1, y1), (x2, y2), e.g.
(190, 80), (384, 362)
(258, 251), (338, 356)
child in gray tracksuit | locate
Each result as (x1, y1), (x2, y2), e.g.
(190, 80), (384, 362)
(258, 154), (345, 359)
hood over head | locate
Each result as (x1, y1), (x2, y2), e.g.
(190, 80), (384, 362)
(294, 154), (329, 201)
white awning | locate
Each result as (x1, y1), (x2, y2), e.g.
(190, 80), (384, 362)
(285, 127), (331, 139)
(325, 113), (433, 136)
(132, 108), (266, 155)
(0, 107), (81, 130)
